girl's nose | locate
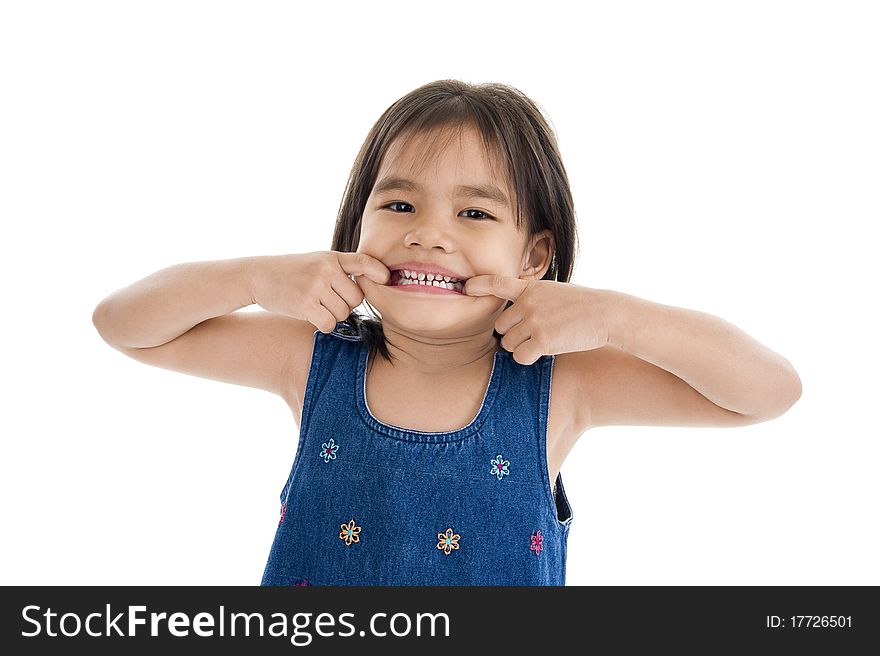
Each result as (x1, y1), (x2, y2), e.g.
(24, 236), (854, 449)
(403, 214), (458, 247)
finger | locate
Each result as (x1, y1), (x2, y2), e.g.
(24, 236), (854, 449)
(464, 274), (528, 301)
(498, 318), (530, 352)
(330, 274), (367, 313)
(494, 308), (524, 336)
(352, 274), (383, 298)
(320, 287), (355, 323)
(337, 251), (392, 286)
(511, 338), (543, 366)
(309, 304), (340, 334)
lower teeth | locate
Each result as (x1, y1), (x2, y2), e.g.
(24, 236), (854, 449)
(398, 279), (462, 291)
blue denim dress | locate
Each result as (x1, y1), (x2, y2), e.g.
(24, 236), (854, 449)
(260, 322), (574, 586)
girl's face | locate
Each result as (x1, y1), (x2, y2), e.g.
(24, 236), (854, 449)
(356, 125), (553, 339)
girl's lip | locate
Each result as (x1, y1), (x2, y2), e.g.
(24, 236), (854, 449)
(389, 284), (465, 296)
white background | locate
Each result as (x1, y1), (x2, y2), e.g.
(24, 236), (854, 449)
(2, 1), (877, 585)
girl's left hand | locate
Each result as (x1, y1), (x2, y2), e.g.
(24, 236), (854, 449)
(464, 276), (613, 365)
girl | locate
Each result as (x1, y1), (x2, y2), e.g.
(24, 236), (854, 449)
(92, 79), (801, 585)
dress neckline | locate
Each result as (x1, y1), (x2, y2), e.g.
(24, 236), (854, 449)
(355, 340), (504, 443)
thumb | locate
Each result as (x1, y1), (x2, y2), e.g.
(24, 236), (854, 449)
(338, 252), (391, 285)
(464, 274), (528, 301)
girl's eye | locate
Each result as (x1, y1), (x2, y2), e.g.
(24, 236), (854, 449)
(385, 201), (414, 213)
(461, 209), (492, 220)
(382, 202), (493, 221)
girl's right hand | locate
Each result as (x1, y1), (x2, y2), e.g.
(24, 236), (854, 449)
(250, 251), (391, 333)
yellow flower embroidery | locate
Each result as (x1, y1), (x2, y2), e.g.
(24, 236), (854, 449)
(339, 519), (361, 546)
(436, 528), (461, 555)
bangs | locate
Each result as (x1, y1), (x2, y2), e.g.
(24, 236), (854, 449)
(380, 120), (520, 225)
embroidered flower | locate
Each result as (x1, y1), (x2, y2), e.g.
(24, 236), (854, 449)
(490, 454), (510, 480)
(436, 528), (461, 555)
(320, 438), (339, 463)
(339, 519), (361, 546)
(530, 530), (544, 556)
(278, 503), (286, 527)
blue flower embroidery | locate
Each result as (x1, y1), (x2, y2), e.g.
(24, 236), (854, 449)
(320, 438), (339, 463)
(490, 454), (510, 480)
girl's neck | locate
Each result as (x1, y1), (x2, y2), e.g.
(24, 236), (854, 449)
(368, 331), (501, 380)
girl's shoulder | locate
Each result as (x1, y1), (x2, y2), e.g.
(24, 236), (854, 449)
(285, 321), (362, 424)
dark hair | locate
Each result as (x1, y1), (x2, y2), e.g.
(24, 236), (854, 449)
(331, 79), (579, 366)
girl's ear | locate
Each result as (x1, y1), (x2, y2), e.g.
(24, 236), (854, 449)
(523, 229), (555, 279)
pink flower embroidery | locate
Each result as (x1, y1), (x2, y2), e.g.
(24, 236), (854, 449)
(530, 530), (544, 556)
(278, 503), (286, 526)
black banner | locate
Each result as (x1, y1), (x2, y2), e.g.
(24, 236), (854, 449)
(1, 586), (876, 653)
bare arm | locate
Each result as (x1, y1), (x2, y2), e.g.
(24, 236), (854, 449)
(603, 289), (802, 420)
(90, 251), (387, 401)
(92, 256), (265, 348)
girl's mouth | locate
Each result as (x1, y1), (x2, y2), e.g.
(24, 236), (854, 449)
(389, 270), (465, 295)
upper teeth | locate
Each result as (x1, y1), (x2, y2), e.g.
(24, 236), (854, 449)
(402, 269), (459, 282)
(398, 269), (464, 290)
